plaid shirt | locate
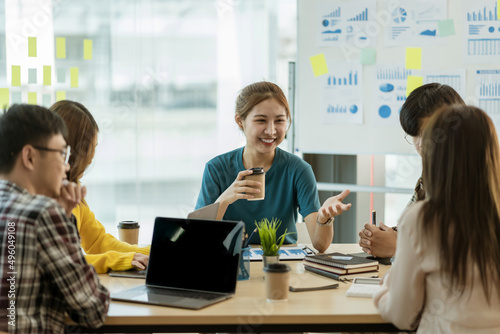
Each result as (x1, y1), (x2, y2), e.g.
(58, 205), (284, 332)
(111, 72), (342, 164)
(407, 177), (425, 207)
(0, 180), (110, 333)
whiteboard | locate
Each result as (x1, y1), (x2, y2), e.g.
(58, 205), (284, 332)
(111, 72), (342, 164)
(295, 0), (496, 155)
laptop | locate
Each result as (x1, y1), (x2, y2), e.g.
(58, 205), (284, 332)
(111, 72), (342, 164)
(187, 202), (220, 219)
(111, 217), (244, 309)
(109, 203), (222, 279)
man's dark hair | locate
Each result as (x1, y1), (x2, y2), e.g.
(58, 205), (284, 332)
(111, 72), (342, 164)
(0, 104), (68, 174)
(400, 83), (465, 136)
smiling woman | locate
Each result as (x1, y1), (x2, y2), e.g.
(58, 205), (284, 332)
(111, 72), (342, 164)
(195, 81), (352, 253)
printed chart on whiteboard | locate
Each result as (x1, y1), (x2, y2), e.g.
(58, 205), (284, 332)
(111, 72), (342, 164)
(373, 64), (410, 126)
(475, 70), (500, 128)
(422, 69), (467, 99)
(322, 62), (363, 125)
(317, 0), (377, 47)
(463, 0), (500, 63)
(385, 0), (447, 46)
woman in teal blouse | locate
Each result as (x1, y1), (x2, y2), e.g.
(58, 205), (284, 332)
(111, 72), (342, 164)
(196, 81), (351, 253)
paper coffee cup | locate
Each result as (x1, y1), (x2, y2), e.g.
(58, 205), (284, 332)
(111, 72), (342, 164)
(263, 263), (291, 302)
(117, 221), (140, 245)
(245, 167), (265, 201)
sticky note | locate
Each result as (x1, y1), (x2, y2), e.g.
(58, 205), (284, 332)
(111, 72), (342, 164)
(57, 68), (66, 83)
(12, 66), (21, 86)
(438, 19), (455, 37)
(28, 68), (37, 84)
(309, 53), (329, 77)
(360, 48), (376, 65)
(28, 37), (37, 57)
(83, 39), (93, 60)
(42, 94), (51, 106)
(406, 75), (423, 97)
(56, 37), (66, 59)
(498, 0), (500, 20)
(56, 91), (66, 101)
(27, 92), (37, 105)
(70, 67), (78, 88)
(11, 92), (22, 104)
(0, 88), (9, 108)
(43, 66), (51, 86)
(405, 47), (422, 70)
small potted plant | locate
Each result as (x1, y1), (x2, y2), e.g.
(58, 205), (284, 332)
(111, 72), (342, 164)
(255, 218), (294, 267)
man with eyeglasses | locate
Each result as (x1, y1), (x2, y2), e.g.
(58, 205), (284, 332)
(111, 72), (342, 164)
(358, 83), (465, 259)
(0, 104), (110, 333)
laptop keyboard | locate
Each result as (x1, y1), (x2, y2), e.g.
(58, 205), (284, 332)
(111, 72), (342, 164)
(146, 286), (223, 300)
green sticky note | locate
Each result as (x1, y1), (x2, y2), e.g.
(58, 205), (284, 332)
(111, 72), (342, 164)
(70, 67), (79, 88)
(28, 68), (37, 84)
(28, 37), (37, 57)
(27, 92), (37, 105)
(11, 92), (21, 104)
(406, 76), (424, 97)
(0, 88), (9, 108)
(83, 39), (93, 60)
(43, 66), (51, 86)
(438, 19), (455, 37)
(405, 47), (422, 70)
(57, 68), (66, 83)
(309, 53), (329, 77)
(12, 66), (21, 86)
(42, 94), (51, 107)
(360, 48), (376, 65)
(56, 37), (66, 59)
(56, 91), (66, 101)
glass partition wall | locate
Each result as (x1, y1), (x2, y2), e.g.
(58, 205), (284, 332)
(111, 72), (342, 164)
(1, 0), (296, 244)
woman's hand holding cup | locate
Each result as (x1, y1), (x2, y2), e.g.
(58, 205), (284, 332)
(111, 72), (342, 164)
(216, 169), (263, 206)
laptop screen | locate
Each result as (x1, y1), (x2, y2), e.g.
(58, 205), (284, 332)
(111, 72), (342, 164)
(146, 217), (244, 294)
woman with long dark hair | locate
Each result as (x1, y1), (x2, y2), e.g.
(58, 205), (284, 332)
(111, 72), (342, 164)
(51, 100), (149, 273)
(374, 105), (500, 332)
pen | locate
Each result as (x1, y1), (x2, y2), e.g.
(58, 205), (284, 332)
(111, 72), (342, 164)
(243, 228), (258, 248)
(372, 210), (376, 227)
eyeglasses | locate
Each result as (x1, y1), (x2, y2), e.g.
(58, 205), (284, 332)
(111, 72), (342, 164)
(32, 145), (71, 165)
(404, 134), (422, 146)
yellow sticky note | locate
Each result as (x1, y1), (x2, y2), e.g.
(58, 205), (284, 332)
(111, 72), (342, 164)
(43, 66), (51, 86)
(28, 37), (37, 57)
(56, 37), (66, 59)
(309, 53), (329, 77)
(70, 67), (79, 88)
(12, 66), (21, 86)
(498, 0), (500, 20)
(406, 76), (424, 97)
(56, 91), (66, 102)
(28, 92), (37, 105)
(83, 39), (93, 60)
(405, 47), (422, 70)
(0, 88), (9, 108)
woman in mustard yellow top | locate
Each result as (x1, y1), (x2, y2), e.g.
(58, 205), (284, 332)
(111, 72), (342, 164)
(50, 100), (149, 274)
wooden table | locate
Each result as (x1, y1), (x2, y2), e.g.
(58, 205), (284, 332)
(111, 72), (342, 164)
(66, 244), (398, 333)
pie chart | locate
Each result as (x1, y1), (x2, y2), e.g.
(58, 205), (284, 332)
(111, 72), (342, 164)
(392, 8), (407, 24)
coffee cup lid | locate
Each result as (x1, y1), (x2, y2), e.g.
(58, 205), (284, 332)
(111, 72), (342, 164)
(263, 263), (291, 273)
(249, 167), (265, 175)
(117, 221), (140, 229)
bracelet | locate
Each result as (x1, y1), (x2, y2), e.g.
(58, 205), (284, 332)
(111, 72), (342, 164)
(316, 215), (334, 226)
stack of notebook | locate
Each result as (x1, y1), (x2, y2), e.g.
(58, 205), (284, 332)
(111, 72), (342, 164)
(303, 252), (379, 281)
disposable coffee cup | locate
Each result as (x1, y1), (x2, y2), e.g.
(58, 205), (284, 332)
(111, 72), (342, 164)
(117, 221), (140, 245)
(245, 167), (265, 201)
(263, 263), (291, 302)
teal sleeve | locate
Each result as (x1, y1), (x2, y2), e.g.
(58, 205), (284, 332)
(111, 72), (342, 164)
(195, 162), (222, 210)
(296, 163), (320, 219)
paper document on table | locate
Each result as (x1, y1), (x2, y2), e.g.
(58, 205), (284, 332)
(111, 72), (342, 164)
(249, 245), (316, 261)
